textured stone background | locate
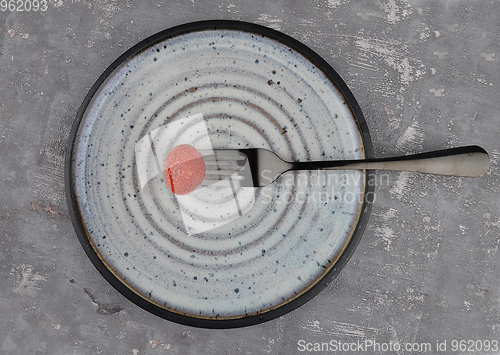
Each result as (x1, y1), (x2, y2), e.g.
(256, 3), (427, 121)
(0, 0), (498, 354)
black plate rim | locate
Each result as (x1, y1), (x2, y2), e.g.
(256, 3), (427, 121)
(65, 19), (374, 329)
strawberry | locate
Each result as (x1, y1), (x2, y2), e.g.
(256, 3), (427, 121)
(164, 144), (206, 195)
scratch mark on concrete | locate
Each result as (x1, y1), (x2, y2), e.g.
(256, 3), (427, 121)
(7, 29), (29, 39)
(396, 122), (424, 151)
(327, 0), (349, 9)
(33, 93), (75, 205)
(388, 318), (401, 348)
(150, 340), (161, 349)
(372, 208), (400, 251)
(12, 264), (47, 296)
(390, 171), (411, 200)
(150, 339), (171, 350)
(476, 76), (494, 86)
(380, 102), (401, 130)
(485, 150), (500, 176)
(382, 207), (398, 221)
(384, 0), (401, 24)
(480, 53), (496, 62)
(301, 319), (379, 338)
(419, 25), (431, 41)
(433, 51), (448, 59)
(29, 201), (41, 211)
(43, 202), (62, 218)
(82, 0), (121, 48)
(302, 319), (322, 334)
(396, 57), (413, 85)
(379, 0), (412, 25)
(484, 213), (500, 229)
(375, 226), (398, 251)
(1, 104), (7, 121)
(354, 35), (426, 86)
(8, 29), (19, 38)
(84, 288), (124, 315)
(464, 300), (472, 311)
(255, 14), (282, 31)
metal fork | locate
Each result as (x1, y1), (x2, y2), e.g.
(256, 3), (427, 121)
(201, 145), (490, 188)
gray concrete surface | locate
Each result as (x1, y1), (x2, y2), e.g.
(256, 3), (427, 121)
(1, 1), (499, 354)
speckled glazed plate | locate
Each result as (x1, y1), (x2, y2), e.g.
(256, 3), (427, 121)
(66, 20), (374, 328)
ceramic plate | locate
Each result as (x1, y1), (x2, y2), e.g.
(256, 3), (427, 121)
(66, 20), (374, 328)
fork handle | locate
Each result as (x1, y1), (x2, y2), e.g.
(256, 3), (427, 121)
(289, 146), (489, 177)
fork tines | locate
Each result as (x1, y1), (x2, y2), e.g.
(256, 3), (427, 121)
(200, 150), (248, 186)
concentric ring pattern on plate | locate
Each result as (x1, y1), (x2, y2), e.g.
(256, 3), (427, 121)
(70, 24), (368, 322)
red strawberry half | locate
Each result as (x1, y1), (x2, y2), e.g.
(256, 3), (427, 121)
(164, 144), (206, 195)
